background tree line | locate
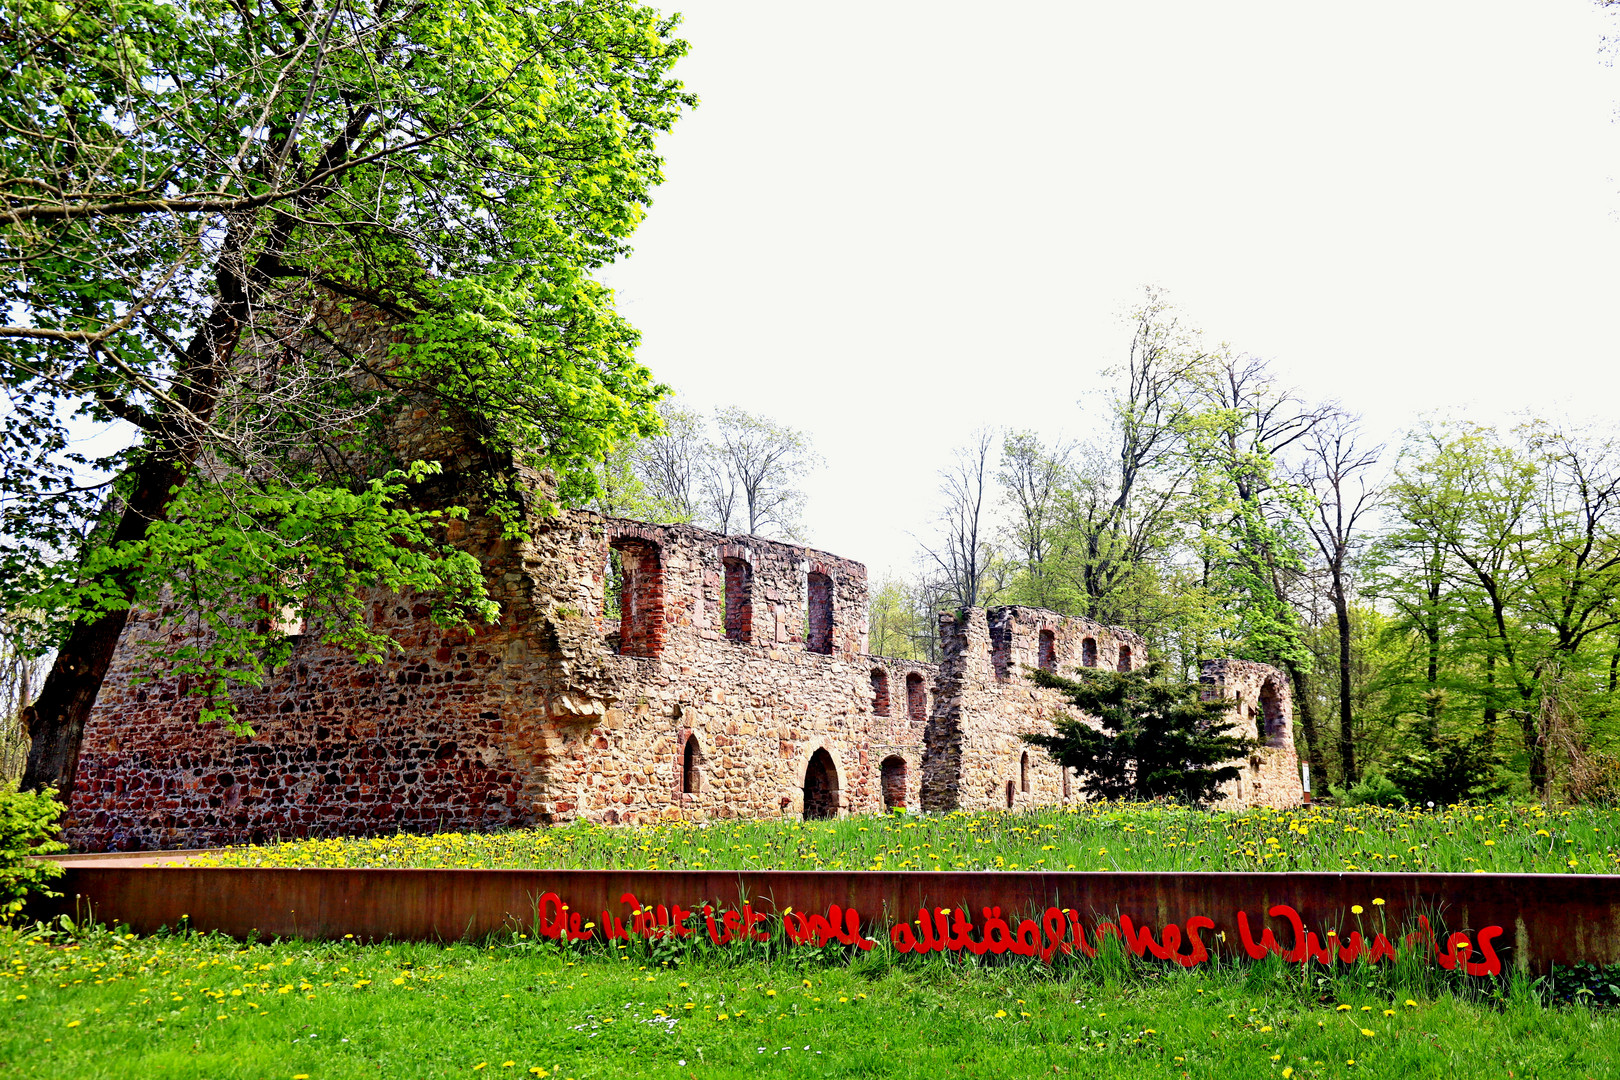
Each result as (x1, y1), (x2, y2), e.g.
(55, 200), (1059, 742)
(886, 289), (1620, 805)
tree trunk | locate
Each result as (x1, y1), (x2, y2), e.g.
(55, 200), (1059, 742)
(1283, 657), (1321, 778)
(1482, 651), (1498, 740)
(20, 455), (190, 797)
(1331, 590), (1356, 785)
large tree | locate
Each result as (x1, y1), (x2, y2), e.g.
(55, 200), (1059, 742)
(1, 0), (693, 794)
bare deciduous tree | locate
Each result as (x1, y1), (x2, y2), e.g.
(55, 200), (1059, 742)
(702, 407), (820, 539)
(1297, 418), (1383, 782)
(921, 430), (1000, 610)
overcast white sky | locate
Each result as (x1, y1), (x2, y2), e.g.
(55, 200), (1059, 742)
(599, 0), (1620, 581)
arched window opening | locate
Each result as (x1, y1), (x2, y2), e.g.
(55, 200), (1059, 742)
(1020, 751), (1030, 793)
(880, 755), (907, 811)
(1081, 636), (1098, 668)
(804, 748), (840, 820)
(1117, 644), (1132, 672)
(1062, 766), (1071, 799)
(610, 537), (664, 658)
(870, 669), (891, 716)
(1260, 679), (1285, 744)
(722, 556), (752, 644)
(1005, 780), (1015, 809)
(681, 734), (701, 795)
(905, 672), (927, 722)
(806, 572), (834, 654)
(1038, 629), (1056, 672)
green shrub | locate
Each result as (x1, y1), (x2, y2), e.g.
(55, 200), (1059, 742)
(1328, 769), (1408, 807)
(0, 783), (66, 920)
(1387, 732), (1509, 806)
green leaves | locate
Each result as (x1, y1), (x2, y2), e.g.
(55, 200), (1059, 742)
(0, 784), (66, 919)
(17, 464), (497, 730)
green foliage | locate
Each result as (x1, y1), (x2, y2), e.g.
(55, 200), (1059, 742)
(1327, 771), (1408, 809)
(0, 784), (64, 919)
(1020, 663), (1255, 805)
(1385, 733), (1509, 807)
(865, 574), (938, 662)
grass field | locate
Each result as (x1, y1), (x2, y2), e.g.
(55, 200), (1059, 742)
(15, 803), (1620, 1077)
(191, 801), (1620, 875)
(4, 920), (1619, 1080)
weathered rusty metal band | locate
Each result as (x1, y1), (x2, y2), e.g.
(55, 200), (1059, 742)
(37, 867), (1620, 973)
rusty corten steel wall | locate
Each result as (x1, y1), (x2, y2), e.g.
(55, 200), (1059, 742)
(38, 867), (1620, 973)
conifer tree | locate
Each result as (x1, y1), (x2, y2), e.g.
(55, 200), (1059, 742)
(1022, 662), (1255, 805)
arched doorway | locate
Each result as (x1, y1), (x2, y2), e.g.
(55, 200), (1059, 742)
(880, 755), (907, 811)
(803, 748), (840, 819)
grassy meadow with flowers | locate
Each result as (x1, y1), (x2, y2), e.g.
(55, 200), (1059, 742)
(5, 911), (1620, 1080)
(9, 801), (1620, 1077)
(192, 801), (1619, 876)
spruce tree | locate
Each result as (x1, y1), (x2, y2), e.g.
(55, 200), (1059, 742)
(1022, 662), (1255, 805)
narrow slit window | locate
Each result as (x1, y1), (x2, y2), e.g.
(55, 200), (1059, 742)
(723, 557), (752, 644)
(906, 672), (926, 722)
(806, 572), (833, 654)
(681, 735), (700, 794)
(1038, 629), (1056, 671)
(611, 538), (664, 658)
(871, 669), (890, 716)
(1020, 751), (1030, 793)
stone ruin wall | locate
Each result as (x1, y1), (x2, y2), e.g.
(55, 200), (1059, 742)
(923, 606), (1152, 814)
(66, 483), (1300, 851)
(1201, 658), (1304, 810)
(65, 495), (948, 849)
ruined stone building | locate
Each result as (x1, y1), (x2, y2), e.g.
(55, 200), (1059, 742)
(60, 305), (1302, 851)
(66, 500), (1304, 851)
